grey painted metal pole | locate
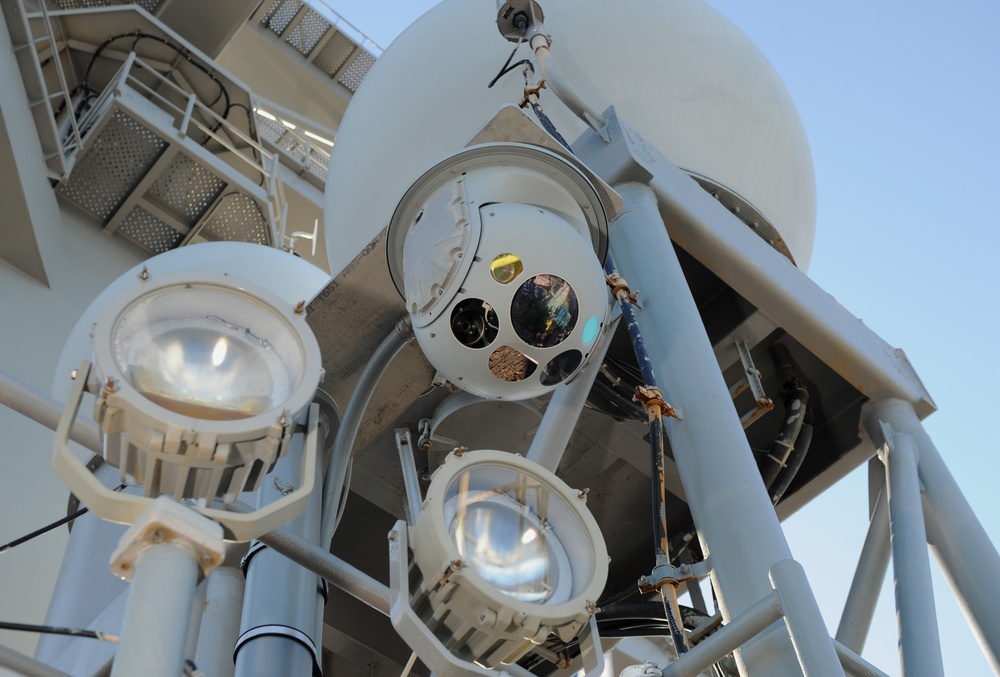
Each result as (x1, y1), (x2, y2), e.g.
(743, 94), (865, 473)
(832, 642), (890, 677)
(0, 369), (101, 454)
(659, 591), (782, 677)
(770, 559), (845, 676)
(395, 428), (424, 525)
(236, 411), (325, 677)
(525, 319), (616, 473)
(0, 645), (74, 677)
(864, 398), (1000, 672)
(257, 526), (390, 614)
(882, 428), (945, 677)
(608, 182), (840, 676)
(112, 542), (201, 677)
(194, 567), (245, 677)
(836, 488), (891, 653)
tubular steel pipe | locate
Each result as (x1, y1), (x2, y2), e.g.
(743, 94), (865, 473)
(194, 567), (244, 677)
(864, 398), (1000, 672)
(236, 423), (325, 677)
(659, 591), (783, 677)
(884, 430), (945, 677)
(608, 182), (836, 676)
(769, 559), (844, 677)
(320, 322), (409, 548)
(0, 645), (74, 677)
(257, 526), (390, 615)
(0, 369), (101, 454)
(528, 34), (606, 133)
(395, 428), (424, 526)
(525, 317), (617, 473)
(112, 543), (202, 677)
(833, 641), (891, 677)
(836, 488), (891, 654)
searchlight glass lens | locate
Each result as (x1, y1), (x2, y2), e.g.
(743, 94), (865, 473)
(444, 465), (576, 605)
(112, 285), (304, 420)
(510, 274), (578, 348)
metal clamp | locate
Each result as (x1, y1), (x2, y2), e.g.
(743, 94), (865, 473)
(639, 559), (713, 593)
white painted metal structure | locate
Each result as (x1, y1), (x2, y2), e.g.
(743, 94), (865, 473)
(0, 0), (997, 676)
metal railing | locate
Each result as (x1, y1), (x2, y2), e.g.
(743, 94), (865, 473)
(253, 109), (331, 184)
(76, 51), (287, 244)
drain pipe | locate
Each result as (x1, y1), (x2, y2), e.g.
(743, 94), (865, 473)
(320, 318), (411, 548)
(234, 411), (325, 677)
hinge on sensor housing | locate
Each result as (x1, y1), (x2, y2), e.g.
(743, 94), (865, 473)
(729, 340), (773, 429)
(638, 559), (712, 593)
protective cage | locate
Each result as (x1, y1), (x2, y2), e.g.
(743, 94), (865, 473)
(404, 449), (609, 668)
(88, 271), (322, 503)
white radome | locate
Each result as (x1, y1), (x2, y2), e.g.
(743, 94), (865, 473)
(325, 0), (817, 274)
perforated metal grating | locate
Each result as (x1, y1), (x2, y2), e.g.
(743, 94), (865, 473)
(58, 110), (167, 221)
(255, 114), (286, 146)
(312, 32), (355, 76)
(307, 154), (328, 181)
(253, 112), (329, 181)
(338, 50), (376, 93)
(262, 0), (300, 35)
(118, 206), (184, 254)
(200, 194), (270, 245)
(147, 153), (226, 227)
(285, 7), (329, 55)
(53, 0), (160, 9)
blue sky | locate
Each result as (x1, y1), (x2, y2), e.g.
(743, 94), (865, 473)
(327, 0), (1000, 674)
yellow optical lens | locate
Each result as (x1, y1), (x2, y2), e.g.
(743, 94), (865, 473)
(490, 254), (523, 284)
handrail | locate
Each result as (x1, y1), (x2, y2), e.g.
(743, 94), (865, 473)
(252, 108), (331, 182)
(124, 57), (276, 179)
(38, 1), (83, 156)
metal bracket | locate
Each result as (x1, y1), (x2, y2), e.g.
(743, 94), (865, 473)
(638, 559), (713, 592)
(416, 418), (433, 451)
(53, 361), (320, 542)
(394, 428), (424, 525)
(729, 340), (773, 429)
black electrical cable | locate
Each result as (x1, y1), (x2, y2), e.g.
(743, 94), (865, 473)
(487, 15), (528, 88)
(0, 483), (126, 555)
(82, 32), (231, 119)
(758, 343), (809, 494)
(217, 101), (267, 185)
(0, 507), (87, 555)
(489, 58), (534, 89)
(769, 422), (813, 504)
(0, 621), (118, 643)
(598, 600), (711, 629)
(590, 374), (646, 422)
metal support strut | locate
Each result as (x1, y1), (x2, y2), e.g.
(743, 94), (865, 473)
(863, 398), (1000, 673)
(607, 181), (842, 676)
